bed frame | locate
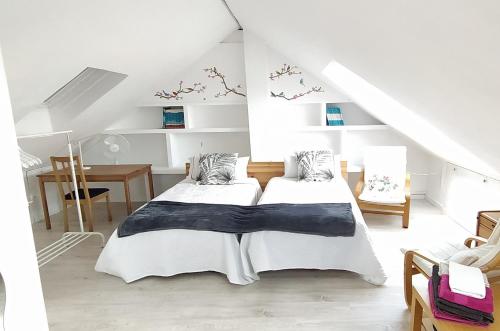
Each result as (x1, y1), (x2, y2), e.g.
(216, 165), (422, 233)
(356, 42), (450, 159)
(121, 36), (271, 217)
(185, 160), (348, 190)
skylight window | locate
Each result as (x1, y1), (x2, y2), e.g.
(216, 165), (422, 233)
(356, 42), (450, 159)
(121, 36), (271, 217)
(44, 67), (127, 128)
(322, 61), (499, 179)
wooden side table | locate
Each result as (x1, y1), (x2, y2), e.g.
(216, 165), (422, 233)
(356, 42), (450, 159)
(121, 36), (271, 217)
(477, 211), (499, 240)
(410, 281), (499, 331)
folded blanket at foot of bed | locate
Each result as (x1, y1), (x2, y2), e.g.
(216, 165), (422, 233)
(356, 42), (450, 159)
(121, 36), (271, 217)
(117, 201), (355, 238)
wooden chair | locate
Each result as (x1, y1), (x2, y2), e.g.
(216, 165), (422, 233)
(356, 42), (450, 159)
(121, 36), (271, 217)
(354, 146), (411, 228)
(50, 156), (112, 232)
(403, 225), (500, 307)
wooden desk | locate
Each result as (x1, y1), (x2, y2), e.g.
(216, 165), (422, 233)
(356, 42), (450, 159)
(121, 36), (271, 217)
(38, 164), (154, 229)
(410, 282), (499, 331)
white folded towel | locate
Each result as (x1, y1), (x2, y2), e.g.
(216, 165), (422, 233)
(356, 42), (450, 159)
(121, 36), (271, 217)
(449, 261), (486, 299)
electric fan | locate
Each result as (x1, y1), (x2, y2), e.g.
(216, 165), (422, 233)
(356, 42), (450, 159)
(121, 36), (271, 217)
(102, 134), (130, 164)
(76, 133), (131, 165)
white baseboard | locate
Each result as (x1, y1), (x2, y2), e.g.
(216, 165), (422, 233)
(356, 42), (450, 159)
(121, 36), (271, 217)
(424, 194), (444, 210)
(411, 193), (425, 200)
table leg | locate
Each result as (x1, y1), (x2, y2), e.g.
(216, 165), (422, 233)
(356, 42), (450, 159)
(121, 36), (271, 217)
(38, 177), (51, 230)
(147, 168), (154, 199)
(124, 179), (132, 215)
(410, 290), (423, 331)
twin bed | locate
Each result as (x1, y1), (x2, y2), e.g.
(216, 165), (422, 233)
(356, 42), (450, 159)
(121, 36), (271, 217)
(95, 158), (386, 286)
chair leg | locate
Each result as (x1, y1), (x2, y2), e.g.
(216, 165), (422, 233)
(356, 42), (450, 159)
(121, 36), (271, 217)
(402, 201), (410, 228)
(83, 202), (94, 232)
(105, 194), (112, 222)
(63, 204), (69, 232)
(404, 251), (415, 307)
(81, 204), (87, 223)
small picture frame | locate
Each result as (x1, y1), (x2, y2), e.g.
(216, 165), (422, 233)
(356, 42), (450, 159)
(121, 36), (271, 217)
(163, 106), (185, 129)
(326, 105), (344, 126)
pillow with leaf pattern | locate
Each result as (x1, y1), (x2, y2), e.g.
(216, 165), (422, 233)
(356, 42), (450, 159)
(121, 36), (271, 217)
(296, 150), (335, 182)
(199, 153), (238, 185)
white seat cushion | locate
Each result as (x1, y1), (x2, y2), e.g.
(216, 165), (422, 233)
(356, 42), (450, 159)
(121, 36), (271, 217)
(361, 146), (407, 204)
(401, 241), (467, 276)
(359, 187), (406, 204)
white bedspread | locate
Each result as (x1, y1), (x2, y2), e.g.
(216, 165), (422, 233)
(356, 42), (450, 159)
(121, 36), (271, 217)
(240, 177), (387, 285)
(95, 178), (262, 284)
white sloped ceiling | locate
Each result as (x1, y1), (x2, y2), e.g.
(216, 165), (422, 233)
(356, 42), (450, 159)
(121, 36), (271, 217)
(0, 0), (236, 158)
(227, 0), (500, 177)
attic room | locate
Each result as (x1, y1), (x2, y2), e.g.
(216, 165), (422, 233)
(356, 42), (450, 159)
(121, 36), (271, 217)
(0, 0), (499, 330)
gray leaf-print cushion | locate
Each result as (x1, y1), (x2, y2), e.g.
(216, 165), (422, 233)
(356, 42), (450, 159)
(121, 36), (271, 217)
(199, 153), (238, 185)
(296, 150), (335, 182)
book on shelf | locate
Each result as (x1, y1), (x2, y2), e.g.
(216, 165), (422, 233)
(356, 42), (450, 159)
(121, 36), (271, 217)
(326, 105), (344, 126)
(163, 106), (185, 129)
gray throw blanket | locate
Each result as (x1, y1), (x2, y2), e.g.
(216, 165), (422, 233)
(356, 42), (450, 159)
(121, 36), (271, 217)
(117, 201), (356, 238)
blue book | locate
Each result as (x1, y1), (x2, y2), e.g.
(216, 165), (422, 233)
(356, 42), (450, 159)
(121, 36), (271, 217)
(326, 106), (344, 126)
(163, 107), (185, 128)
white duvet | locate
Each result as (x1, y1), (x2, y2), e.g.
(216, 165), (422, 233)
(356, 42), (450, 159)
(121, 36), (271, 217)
(95, 178), (262, 284)
(240, 177), (387, 285)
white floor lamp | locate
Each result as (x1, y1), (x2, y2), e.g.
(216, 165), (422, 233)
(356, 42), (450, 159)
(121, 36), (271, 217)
(17, 130), (104, 267)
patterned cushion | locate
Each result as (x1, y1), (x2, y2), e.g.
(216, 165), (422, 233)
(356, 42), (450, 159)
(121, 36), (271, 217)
(199, 153), (238, 185)
(296, 150), (335, 182)
(359, 174), (405, 203)
(366, 174), (399, 193)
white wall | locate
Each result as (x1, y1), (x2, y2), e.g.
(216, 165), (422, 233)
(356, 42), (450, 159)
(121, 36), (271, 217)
(229, 0), (500, 177)
(426, 161), (500, 233)
(244, 31), (434, 194)
(1, 0), (236, 159)
(0, 48), (48, 330)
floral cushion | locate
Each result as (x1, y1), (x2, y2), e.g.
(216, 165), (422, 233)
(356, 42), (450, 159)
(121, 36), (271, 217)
(199, 153), (238, 185)
(359, 173), (406, 203)
(366, 174), (399, 193)
(296, 150), (335, 182)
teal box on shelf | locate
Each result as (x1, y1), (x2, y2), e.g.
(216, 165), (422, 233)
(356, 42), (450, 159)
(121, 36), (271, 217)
(326, 106), (344, 126)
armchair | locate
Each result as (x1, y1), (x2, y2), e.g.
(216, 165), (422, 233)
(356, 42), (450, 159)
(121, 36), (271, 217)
(403, 225), (500, 307)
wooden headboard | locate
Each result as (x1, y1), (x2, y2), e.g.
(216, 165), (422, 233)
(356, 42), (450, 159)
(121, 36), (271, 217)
(186, 161), (348, 190)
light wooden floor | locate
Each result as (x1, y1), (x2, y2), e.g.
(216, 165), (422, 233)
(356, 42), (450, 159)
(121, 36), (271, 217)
(32, 200), (469, 331)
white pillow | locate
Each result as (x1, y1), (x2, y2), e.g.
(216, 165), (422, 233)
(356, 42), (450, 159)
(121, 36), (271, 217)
(188, 155), (248, 181)
(284, 153), (340, 178)
(296, 150), (335, 182)
(235, 156), (249, 180)
(188, 155), (201, 181)
(283, 154), (298, 178)
(199, 153), (238, 185)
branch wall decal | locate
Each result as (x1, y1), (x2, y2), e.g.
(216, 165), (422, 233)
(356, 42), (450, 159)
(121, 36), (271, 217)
(270, 86), (324, 101)
(269, 64), (302, 80)
(204, 67), (246, 98)
(269, 63), (324, 101)
(155, 81), (206, 100)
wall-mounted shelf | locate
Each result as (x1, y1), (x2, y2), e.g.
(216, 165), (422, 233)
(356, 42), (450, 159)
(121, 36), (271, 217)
(98, 101), (389, 177)
(105, 127), (249, 135)
(292, 124), (388, 132)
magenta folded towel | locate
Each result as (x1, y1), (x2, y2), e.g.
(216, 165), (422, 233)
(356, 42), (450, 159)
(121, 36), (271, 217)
(439, 274), (494, 314)
(429, 279), (487, 326)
